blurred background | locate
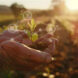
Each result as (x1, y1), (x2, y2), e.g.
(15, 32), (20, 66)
(0, 0), (78, 78)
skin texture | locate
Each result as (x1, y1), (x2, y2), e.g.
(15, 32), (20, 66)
(0, 30), (56, 71)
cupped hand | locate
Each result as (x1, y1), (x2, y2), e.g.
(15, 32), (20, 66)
(0, 40), (52, 71)
(34, 33), (58, 55)
(0, 30), (57, 71)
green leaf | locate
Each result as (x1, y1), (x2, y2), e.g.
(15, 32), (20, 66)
(28, 19), (36, 32)
(26, 30), (31, 38)
(31, 33), (38, 42)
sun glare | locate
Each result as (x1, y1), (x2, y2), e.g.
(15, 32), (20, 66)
(66, 0), (78, 10)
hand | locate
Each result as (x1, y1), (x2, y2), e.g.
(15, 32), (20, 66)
(0, 30), (57, 71)
(0, 30), (33, 46)
(0, 30), (26, 38)
(35, 33), (53, 45)
(0, 40), (52, 71)
(34, 34), (57, 55)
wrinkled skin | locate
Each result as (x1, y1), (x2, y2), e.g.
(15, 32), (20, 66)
(0, 30), (56, 71)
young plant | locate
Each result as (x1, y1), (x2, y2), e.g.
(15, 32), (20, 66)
(28, 19), (37, 32)
(16, 11), (38, 42)
(28, 18), (38, 42)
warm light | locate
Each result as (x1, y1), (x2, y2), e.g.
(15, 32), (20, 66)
(0, 0), (51, 10)
(66, 0), (78, 10)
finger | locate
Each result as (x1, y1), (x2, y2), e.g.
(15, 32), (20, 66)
(0, 36), (9, 43)
(0, 30), (32, 46)
(14, 33), (32, 46)
(44, 38), (58, 55)
(0, 46), (39, 71)
(1, 30), (27, 38)
(35, 33), (53, 44)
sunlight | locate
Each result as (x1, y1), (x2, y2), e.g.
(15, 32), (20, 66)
(0, 0), (51, 10)
(66, 0), (78, 10)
